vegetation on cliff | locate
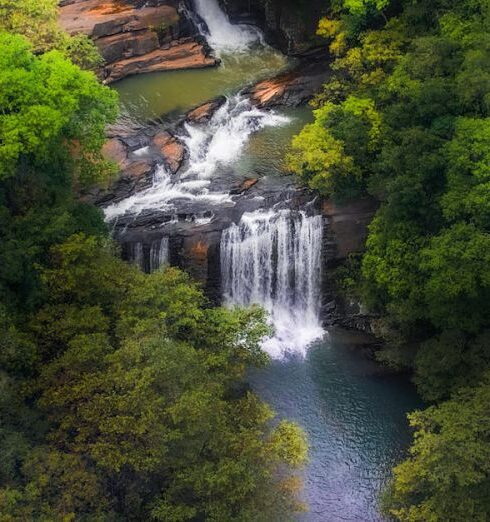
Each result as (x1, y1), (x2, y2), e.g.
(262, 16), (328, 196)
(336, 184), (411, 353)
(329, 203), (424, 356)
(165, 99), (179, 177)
(0, 6), (307, 521)
(289, 0), (490, 519)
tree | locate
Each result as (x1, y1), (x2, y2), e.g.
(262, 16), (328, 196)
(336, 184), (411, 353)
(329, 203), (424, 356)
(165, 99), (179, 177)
(384, 376), (490, 521)
(0, 32), (117, 184)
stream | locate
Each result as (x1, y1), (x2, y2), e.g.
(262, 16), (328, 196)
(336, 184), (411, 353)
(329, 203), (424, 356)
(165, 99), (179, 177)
(109, 1), (422, 520)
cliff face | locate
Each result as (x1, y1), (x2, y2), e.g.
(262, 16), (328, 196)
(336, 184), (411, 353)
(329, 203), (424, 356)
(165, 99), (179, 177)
(59, 0), (218, 82)
(217, 0), (327, 54)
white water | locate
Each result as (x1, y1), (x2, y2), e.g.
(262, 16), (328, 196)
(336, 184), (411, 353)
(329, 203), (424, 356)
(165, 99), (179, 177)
(150, 237), (169, 271)
(129, 237), (169, 271)
(193, 0), (262, 53)
(221, 209), (325, 358)
(180, 96), (290, 179)
(104, 96), (290, 221)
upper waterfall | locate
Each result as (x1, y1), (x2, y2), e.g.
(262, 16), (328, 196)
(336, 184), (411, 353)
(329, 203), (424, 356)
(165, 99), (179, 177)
(193, 0), (262, 53)
(221, 209), (325, 358)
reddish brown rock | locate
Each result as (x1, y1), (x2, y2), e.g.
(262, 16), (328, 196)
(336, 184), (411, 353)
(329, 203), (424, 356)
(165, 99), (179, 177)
(102, 138), (129, 168)
(249, 76), (292, 106)
(59, 0), (218, 82)
(186, 97), (227, 124)
(96, 30), (160, 64)
(247, 60), (331, 108)
(59, 0), (179, 38)
(104, 42), (217, 83)
(80, 160), (154, 205)
(152, 131), (185, 174)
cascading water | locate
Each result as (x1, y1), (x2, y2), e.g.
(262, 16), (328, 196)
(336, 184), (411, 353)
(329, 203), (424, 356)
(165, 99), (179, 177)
(221, 209), (325, 358)
(104, 96), (290, 221)
(128, 237), (169, 272)
(193, 0), (262, 53)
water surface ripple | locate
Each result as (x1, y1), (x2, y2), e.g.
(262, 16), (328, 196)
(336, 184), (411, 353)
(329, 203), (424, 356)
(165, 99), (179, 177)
(249, 331), (423, 522)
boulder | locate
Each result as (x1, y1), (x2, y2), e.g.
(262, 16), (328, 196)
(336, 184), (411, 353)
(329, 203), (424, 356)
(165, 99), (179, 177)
(186, 96), (227, 124)
(102, 138), (129, 168)
(152, 131), (185, 174)
(230, 178), (259, 195)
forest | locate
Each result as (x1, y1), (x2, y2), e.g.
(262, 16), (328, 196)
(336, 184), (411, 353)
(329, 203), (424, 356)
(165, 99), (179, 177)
(1, 0), (489, 521)
(289, 0), (490, 519)
(0, 2), (307, 520)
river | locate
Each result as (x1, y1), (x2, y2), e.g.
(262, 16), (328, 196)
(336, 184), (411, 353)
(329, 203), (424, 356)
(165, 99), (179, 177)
(110, 1), (422, 520)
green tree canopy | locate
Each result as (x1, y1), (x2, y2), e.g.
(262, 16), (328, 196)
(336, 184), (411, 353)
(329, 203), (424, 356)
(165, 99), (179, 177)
(0, 32), (117, 184)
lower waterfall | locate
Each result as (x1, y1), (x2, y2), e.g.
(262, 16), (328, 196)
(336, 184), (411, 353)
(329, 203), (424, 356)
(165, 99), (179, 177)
(221, 209), (324, 358)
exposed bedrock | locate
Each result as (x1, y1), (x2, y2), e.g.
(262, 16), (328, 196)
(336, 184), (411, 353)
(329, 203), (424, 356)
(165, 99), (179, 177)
(217, 0), (328, 55)
(59, 0), (218, 82)
(321, 198), (380, 334)
(246, 56), (331, 107)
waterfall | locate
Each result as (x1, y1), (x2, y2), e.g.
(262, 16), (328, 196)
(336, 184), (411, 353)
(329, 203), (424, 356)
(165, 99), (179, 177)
(181, 95), (290, 179)
(193, 0), (262, 53)
(221, 209), (325, 358)
(150, 237), (169, 271)
(128, 238), (169, 272)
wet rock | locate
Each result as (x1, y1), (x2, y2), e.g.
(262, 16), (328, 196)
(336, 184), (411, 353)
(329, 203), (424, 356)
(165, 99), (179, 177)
(186, 96), (227, 124)
(321, 198), (378, 263)
(230, 178), (259, 195)
(219, 0), (327, 55)
(319, 197), (379, 334)
(83, 160), (155, 206)
(247, 57), (331, 108)
(152, 131), (186, 174)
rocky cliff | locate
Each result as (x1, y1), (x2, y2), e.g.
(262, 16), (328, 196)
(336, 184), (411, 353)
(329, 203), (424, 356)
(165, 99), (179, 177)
(59, 0), (218, 82)
(217, 0), (328, 54)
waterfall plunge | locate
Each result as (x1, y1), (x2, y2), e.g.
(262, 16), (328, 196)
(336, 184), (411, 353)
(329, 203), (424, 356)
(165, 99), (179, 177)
(193, 0), (262, 53)
(221, 209), (325, 358)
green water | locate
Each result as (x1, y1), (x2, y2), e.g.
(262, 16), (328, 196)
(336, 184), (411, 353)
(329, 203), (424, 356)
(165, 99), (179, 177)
(114, 48), (288, 121)
(236, 106), (314, 178)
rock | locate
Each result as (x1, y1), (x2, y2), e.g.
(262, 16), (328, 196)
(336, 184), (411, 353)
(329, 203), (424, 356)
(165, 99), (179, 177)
(59, 0), (218, 82)
(186, 96), (227, 124)
(86, 160), (155, 206)
(102, 138), (129, 168)
(321, 198), (378, 262)
(96, 30), (160, 64)
(247, 59), (331, 108)
(219, 0), (327, 55)
(230, 178), (259, 195)
(152, 131), (185, 174)
(59, 0), (179, 37)
(103, 42), (217, 83)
